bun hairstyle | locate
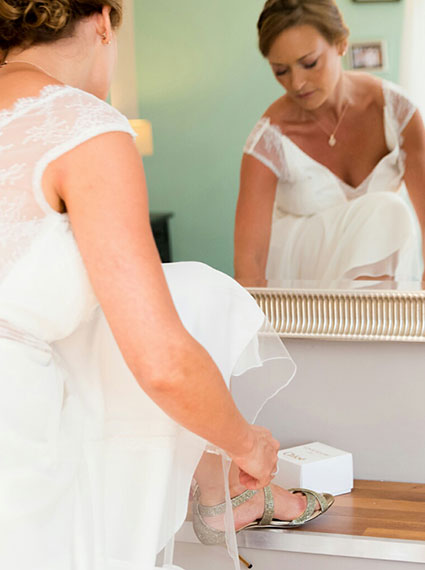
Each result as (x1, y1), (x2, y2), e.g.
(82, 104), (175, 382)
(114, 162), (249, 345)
(257, 0), (349, 57)
(0, 0), (122, 53)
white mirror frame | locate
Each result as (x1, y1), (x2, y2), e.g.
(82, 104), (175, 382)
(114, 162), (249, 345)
(248, 287), (425, 342)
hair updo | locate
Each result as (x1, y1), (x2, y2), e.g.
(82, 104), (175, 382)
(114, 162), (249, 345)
(0, 0), (122, 53)
(257, 0), (349, 57)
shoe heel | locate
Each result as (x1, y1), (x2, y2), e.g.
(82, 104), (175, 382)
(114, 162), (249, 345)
(192, 495), (226, 545)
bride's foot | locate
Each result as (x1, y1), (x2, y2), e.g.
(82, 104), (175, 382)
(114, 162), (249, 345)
(196, 483), (322, 533)
(193, 455), (334, 544)
(231, 483), (317, 530)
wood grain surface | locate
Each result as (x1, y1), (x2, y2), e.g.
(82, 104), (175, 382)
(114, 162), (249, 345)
(294, 480), (425, 541)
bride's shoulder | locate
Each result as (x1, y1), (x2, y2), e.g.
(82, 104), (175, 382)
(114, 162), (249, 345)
(0, 70), (112, 119)
(0, 69), (62, 111)
(262, 95), (293, 132)
(346, 71), (385, 111)
(346, 70), (380, 89)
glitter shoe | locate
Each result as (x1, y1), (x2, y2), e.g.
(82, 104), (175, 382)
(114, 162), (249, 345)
(192, 485), (334, 545)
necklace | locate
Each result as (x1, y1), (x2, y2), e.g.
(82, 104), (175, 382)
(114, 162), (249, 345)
(0, 59), (57, 79)
(313, 102), (349, 147)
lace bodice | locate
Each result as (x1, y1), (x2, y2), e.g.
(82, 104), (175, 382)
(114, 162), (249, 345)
(243, 79), (417, 217)
(0, 85), (135, 340)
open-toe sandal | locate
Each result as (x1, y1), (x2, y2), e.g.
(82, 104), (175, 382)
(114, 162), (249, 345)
(192, 485), (334, 545)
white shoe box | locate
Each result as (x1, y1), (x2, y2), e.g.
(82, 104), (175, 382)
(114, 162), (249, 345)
(273, 442), (353, 496)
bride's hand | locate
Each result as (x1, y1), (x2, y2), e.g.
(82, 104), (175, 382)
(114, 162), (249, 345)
(230, 425), (280, 490)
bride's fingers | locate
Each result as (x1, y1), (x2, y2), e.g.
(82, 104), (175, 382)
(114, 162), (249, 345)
(239, 470), (258, 488)
(239, 469), (273, 490)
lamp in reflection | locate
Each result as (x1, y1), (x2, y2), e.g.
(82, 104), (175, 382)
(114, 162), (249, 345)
(129, 119), (154, 156)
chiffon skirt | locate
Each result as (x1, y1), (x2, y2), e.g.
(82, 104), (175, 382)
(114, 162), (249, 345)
(0, 262), (295, 570)
(267, 191), (423, 287)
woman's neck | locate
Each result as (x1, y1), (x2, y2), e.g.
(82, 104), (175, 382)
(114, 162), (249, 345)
(312, 72), (352, 121)
(5, 40), (93, 92)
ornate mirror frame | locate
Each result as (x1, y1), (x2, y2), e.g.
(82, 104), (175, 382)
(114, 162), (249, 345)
(248, 287), (425, 342)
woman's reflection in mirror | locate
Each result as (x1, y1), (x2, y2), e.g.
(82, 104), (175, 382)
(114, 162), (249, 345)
(234, 0), (425, 288)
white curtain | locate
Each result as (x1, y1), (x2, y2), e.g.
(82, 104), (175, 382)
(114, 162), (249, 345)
(400, 0), (425, 118)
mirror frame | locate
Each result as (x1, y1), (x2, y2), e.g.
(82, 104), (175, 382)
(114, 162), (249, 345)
(248, 287), (425, 342)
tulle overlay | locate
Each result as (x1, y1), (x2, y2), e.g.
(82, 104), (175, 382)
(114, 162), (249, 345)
(0, 253), (295, 570)
(0, 87), (295, 569)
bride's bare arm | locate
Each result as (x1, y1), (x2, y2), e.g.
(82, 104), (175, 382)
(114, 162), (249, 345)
(234, 154), (277, 287)
(403, 110), (425, 281)
(47, 131), (278, 488)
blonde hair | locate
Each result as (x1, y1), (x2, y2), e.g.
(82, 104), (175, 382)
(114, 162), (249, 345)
(257, 0), (349, 56)
(0, 0), (122, 53)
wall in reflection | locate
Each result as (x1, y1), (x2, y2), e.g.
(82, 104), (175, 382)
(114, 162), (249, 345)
(134, 0), (406, 276)
(337, 0), (403, 82)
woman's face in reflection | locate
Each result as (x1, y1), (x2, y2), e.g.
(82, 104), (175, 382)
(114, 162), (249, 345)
(267, 24), (347, 110)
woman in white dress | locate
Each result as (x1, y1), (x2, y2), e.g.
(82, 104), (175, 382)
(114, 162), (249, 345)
(234, 0), (425, 287)
(0, 2), (333, 569)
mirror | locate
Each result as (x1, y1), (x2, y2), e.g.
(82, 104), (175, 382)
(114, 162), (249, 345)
(234, 0), (425, 289)
(115, 1), (425, 302)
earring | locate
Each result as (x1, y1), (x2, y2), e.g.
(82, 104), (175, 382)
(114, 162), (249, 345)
(102, 33), (112, 45)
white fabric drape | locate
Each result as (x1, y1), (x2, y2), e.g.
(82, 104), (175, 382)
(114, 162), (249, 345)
(0, 84), (297, 570)
(400, 0), (425, 118)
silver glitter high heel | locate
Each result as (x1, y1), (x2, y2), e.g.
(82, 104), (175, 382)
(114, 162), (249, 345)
(192, 485), (335, 545)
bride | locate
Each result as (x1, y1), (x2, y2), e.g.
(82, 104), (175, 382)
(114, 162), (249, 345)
(235, 0), (425, 288)
(0, 1), (333, 569)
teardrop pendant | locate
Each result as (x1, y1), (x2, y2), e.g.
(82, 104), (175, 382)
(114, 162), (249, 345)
(328, 134), (336, 147)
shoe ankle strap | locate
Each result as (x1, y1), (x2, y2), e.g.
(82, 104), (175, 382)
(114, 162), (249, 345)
(197, 488), (258, 517)
(196, 485), (275, 525)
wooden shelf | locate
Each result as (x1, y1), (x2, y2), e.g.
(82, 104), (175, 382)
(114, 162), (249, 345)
(293, 480), (425, 542)
(177, 480), (425, 564)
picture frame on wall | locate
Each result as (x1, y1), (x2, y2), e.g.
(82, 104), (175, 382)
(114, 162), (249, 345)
(347, 40), (388, 72)
(352, 0), (400, 3)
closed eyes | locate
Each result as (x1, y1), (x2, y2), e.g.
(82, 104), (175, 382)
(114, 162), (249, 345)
(274, 58), (319, 76)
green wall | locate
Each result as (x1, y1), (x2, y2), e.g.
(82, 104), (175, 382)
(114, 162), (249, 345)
(336, 0), (404, 81)
(134, 0), (405, 276)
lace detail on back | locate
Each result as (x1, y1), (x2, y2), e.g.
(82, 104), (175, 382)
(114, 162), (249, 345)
(0, 84), (64, 123)
(243, 118), (288, 180)
(0, 85), (135, 281)
(383, 79), (417, 136)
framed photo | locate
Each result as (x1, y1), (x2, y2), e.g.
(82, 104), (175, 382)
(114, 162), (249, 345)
(347, 40), (388, 72)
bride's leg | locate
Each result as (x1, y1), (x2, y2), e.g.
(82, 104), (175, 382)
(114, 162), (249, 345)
(193, 452), (227, 506)
(161, 263), (304, 528)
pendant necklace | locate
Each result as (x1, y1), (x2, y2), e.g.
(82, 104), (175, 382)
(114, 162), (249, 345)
(0, 60), (57, 79)
(313, 102), (349, 147)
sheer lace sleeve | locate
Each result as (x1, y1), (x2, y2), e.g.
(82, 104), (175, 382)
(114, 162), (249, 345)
(383, 79), (417, 136)
(0, 85), (136, 279)
(29, 86), (136, 214)
(243, 118), (287, 180)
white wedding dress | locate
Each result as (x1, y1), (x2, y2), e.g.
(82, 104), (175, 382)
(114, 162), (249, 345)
(0, 85), (295, 570)
(244, 79), (423, 286)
